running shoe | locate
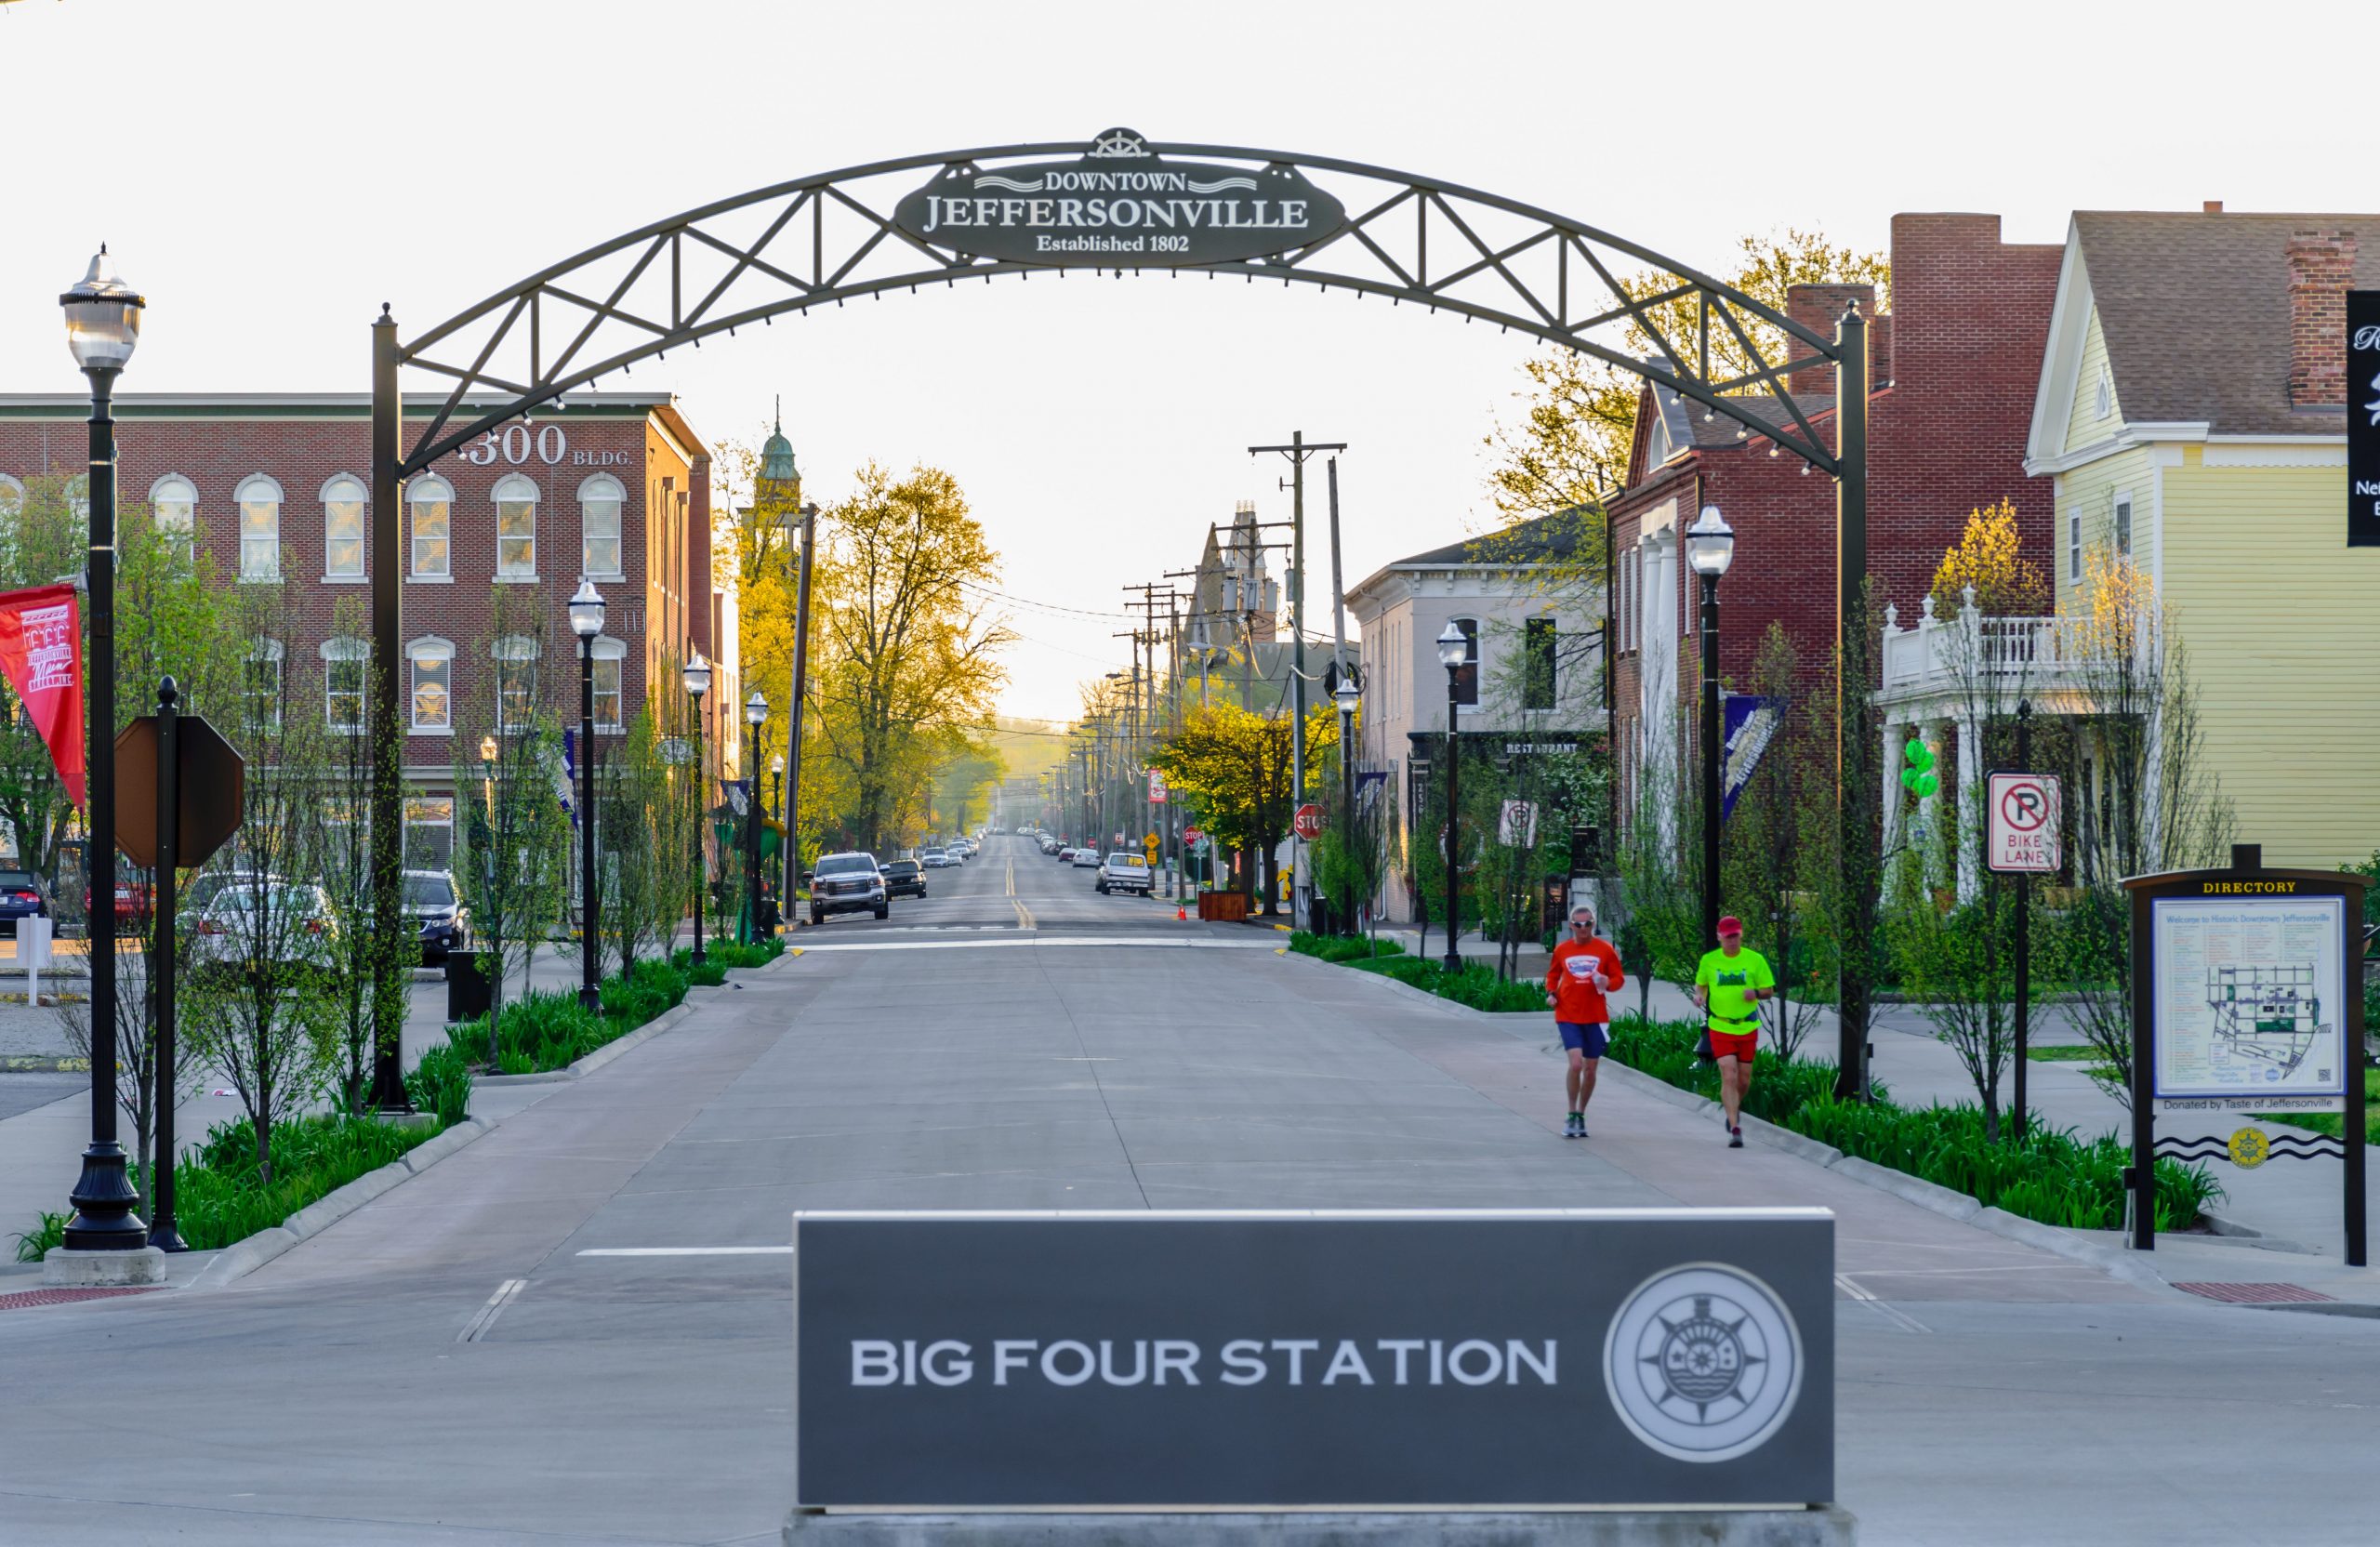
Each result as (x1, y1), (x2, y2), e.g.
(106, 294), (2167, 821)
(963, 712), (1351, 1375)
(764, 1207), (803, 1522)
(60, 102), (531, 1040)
(1728, 1126), (1744, 1149)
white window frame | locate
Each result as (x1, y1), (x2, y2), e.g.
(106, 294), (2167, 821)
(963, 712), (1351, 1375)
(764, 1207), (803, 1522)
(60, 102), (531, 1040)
(149, 473), (197, 561)
(2112, 491), (2133, 558)
(579, 474), (626, 581)
(2095, 369), (2112, 420)
(409, 636), (456, 735)
(493, 473), (538, 582)
(321, 637), (368, 733)
(235, 474), (283, 582)
(591, 636), (628, 732)
(492, 634), (541, 732)
(408, 473), (454, 581)
(321, 473), (367, 582)
(1449, 616), (1481, 709)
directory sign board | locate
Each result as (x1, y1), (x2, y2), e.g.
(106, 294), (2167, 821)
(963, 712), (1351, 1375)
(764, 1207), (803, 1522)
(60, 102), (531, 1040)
(792, 1210), (1834, 1510)
(2149, 892), (2349, 1114)
(2350, 291), (2380, 548)
(1985, 772), (2060, 874)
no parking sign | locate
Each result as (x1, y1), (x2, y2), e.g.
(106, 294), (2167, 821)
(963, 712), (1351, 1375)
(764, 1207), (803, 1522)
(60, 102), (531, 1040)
(1986, 772), (2060, 874)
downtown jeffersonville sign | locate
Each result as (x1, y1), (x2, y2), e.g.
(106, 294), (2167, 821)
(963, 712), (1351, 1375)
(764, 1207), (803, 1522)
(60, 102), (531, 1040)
(893, 127), (1347, 265)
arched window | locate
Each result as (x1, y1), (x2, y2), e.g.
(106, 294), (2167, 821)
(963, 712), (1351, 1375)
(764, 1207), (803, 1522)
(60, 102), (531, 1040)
(409, 636), (455, 733)
(150, 474), (197, 561)
(1448, 617), (1480, 707)
(235, 474), (283, 581)
(321, 637), (368, 731)
(579, 474), (625, 579)
(591, 636), (627, 731)
(322, 474), (367, 580)
(492, 634), (540, 730)
(408, 473), (453, 579)
(245, 638), (285, 729)
(494, 474), (537, 579)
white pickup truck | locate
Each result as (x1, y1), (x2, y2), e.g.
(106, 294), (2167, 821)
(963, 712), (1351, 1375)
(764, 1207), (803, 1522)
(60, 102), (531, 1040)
(1095, 852), (1153, 896)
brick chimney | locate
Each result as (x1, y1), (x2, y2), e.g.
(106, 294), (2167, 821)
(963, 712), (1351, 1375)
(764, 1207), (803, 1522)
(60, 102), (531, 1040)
(2286, 229), (2357, 408)
(1784, 283), (1876, 396)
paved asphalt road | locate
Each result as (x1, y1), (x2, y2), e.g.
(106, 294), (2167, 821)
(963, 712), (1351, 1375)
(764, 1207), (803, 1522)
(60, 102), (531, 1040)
(0, 836), (2372, 1546)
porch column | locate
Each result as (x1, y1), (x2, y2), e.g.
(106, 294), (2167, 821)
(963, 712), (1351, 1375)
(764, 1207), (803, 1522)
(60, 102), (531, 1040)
(1880, 717), (1905, 858)
(1955, 710), (1981, 903)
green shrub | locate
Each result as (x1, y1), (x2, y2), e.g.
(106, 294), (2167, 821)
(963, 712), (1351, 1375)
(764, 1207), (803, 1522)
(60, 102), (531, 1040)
(1287, 931), (1406, 965)
(1340, 952), (1547, 1012)
(12, 1210), (68, 1264)
(177, 1113), (439, 1250)
(691, 937), (784, 971)
(1598, 1013), (2219, 1231)
(404, 1044), (473, 1127)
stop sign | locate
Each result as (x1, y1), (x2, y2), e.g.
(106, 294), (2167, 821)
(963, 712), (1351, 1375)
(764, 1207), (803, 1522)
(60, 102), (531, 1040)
(1292, 803), (1323, 841)
(1183, 826), (1203, 843)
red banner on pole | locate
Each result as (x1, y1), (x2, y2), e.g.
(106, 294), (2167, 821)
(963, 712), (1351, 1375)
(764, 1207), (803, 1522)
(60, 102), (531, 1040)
(0, 585), (87, 809)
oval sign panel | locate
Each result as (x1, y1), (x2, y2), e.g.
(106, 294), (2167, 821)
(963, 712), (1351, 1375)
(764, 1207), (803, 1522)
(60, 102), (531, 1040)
(894, 127), (1346, 268)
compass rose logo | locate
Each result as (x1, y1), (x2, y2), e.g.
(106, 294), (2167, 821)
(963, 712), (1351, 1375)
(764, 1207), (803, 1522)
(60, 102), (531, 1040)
(1603, 1263), (1803, 1461)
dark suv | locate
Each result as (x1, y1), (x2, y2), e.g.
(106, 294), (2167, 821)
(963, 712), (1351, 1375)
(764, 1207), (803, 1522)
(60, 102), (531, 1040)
(882, 858), (927, 900)
(808, 852), (889, 924)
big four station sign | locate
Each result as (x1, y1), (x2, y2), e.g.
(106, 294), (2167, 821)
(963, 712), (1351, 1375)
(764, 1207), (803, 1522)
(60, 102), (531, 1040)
(894, 128), (1348, 267)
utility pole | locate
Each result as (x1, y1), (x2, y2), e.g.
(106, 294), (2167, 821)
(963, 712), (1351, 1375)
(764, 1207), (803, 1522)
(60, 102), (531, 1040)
(783, 500), (818, 919)
(1251, 432), (1347, 930)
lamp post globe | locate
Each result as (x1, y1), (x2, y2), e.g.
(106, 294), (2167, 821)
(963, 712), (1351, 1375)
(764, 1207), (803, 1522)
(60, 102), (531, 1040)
(745, 692), (768, 943)
(1435, 621), (1468, 972)
(57, 247), (152, 1258)
(1684, 506), (1733, 949)
(682, 654), (711, 965)
(572, 578), (604, 1011)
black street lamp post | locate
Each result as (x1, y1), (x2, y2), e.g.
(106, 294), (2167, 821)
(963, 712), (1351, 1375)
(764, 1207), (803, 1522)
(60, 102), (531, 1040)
(1334, 675), (1360, 936)
(570, 578), (604, 1012)
(60, 247), (148, 1256)
(745, 691), (767, 941)
(683, 654), (711, 966)
(1686, 506), (1736, 948)
(1435, 621), (1468, 972)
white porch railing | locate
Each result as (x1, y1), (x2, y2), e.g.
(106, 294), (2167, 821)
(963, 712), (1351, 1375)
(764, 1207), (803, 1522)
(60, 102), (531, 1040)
(1878, 588), (2089, 693)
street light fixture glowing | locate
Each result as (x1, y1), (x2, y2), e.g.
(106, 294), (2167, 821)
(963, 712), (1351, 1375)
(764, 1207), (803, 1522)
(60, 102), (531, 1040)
(772, 753), (786, 774)
(60, 246), (143, 372)
(479, 734), (497, 765)
(568, 576), (605, 639)
(1435, 620), (1468, 669)
(682, 653), (711, 700)
(746, 691), (768, 727)
(1333, 679), (1360, 714)
(1685, 505), (1736, 578)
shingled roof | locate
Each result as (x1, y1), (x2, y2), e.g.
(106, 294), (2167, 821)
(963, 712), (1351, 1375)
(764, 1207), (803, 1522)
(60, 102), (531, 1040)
(1382, 505), (1595, 570)
(2074, 211), (2380, 435)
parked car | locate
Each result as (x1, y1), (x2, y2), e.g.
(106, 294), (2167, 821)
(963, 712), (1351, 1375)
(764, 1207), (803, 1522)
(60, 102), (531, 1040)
(807, 852), (889, 923)
(1056, 846), (1076, 865)
(187, 883), (338, 982)
(0, 869), (48, 935)
(882, 857), (927, 899)
(1096, 852), (1153, 896)
(1070, 846), (1102, 869)
(85, 879), (153, 923)
(1038, 836), (1062, 854)
(920, 847), (952, 868)
(403, 869), (470, 964)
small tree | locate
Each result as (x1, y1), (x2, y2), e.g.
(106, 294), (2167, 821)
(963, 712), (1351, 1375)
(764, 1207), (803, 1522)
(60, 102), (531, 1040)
(1889, 872), (2036, 1141)
(1616, 722), (1700, 998)
(453, 590), (572, 1064)
(183, 587), (340, 1183)
(319, 602), (418, 1112)
(1722, 625), (1827, 1062)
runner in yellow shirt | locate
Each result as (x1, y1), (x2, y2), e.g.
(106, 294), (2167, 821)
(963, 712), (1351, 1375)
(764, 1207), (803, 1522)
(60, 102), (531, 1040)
(1693, 915), (1775, 1150)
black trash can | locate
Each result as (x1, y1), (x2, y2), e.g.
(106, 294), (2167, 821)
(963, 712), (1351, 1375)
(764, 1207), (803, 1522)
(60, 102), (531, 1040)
(447, 949), (495, 1023)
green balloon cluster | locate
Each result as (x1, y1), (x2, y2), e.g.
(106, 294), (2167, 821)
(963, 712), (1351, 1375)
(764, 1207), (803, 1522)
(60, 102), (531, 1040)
(1898, 738), (1939, 800)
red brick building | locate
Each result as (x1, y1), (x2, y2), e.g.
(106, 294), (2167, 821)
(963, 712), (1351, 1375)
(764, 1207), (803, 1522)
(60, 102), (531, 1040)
(1607, 214), (2061, 822)
(0, 393), (728, 866)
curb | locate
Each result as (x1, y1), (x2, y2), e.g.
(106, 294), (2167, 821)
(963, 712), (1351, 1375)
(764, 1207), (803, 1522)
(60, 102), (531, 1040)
(184, 1117), (495, 1292)
(478, 1003), (694, 1088)
(1300, 950), (2212, 1302)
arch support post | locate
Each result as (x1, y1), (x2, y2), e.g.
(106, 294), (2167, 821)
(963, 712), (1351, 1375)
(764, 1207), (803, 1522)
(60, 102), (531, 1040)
(1833, 304), (1873, 1101)
(367, 311), (413, 1112)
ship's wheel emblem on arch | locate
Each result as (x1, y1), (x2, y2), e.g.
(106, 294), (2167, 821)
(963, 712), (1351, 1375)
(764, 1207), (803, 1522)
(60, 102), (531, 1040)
(1089, 127), (1150, 158)
(1603, 1263), (1802, 1462)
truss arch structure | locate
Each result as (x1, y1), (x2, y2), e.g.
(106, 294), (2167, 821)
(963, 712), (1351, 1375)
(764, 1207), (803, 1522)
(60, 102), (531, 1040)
(390, 137), (1851, 479)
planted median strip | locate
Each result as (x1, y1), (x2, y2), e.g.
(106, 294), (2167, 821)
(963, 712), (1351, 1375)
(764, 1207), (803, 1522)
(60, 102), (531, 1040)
(1286, 932), (2223, 1234)
(13, 937), (790, 1266)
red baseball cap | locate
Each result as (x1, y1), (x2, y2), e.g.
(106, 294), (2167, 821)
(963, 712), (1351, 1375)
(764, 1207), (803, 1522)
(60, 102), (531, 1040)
(1716, 915), (1745, 937)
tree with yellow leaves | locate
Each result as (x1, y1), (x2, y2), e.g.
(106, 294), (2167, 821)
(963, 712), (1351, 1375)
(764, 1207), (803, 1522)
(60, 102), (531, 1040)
(1928, 498), (2047, 617)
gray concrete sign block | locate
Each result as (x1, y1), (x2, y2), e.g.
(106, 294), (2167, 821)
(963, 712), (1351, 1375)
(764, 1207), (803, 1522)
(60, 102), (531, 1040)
(793, 1210), (1834, 1510)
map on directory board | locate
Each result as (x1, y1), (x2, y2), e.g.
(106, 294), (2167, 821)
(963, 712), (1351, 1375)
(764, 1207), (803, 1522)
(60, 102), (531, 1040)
(2150, 894), (2348, 1114)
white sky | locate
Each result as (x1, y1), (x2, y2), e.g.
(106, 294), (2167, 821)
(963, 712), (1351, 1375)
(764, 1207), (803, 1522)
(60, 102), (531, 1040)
(0, 0), (2360, 721)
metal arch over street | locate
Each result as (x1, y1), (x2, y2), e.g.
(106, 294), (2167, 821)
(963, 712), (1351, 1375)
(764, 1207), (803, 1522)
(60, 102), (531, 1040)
(361, 130), (1881, 1112)
(382, 134), (1853, 476)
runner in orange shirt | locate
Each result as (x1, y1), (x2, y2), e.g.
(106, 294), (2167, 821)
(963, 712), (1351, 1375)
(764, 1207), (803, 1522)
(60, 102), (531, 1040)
(1544, 904), (1625, 1139)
